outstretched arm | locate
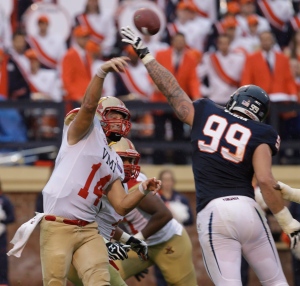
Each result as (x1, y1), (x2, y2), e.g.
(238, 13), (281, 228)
(145, 60), (194, 125)
(121, 26), (194, 126)
(106, 177), (161, 216)
(68, 57), (129, 145)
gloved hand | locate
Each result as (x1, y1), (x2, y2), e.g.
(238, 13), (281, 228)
(135, 268), (149, 282)
(121, 26), (150, 59)
(125, 236), (148, 261)
(106, 241), (130, 260)
(277, 181), (300, 203)
(274, 206), (300, 249)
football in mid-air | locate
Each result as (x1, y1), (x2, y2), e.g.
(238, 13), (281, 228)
(133, 8), (161, 36)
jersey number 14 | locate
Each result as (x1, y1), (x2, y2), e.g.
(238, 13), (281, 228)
(78, 163), (112, 206)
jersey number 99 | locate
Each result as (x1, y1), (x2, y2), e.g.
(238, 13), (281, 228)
(198, 115), (251, 163)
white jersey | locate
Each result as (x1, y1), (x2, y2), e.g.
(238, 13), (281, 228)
(43, 117), (124, 221)
(97, 174), (183, 245)
(97, 194), (124, 240)
(122, 205), (183, 246)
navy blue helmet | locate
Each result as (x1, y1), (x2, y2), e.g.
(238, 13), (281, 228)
(226, 85), (270, 122)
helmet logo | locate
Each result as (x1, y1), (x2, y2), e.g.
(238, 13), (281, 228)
(241, 100), (250, 107)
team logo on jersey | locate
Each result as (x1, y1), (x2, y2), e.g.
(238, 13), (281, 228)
(165, 246), (174, 254)
(103, 147), (118, 172)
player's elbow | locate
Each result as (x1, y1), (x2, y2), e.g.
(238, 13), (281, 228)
(114, 207), (128, 217)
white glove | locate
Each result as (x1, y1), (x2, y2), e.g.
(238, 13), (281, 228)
(106, 241), (130, 260)
(125, 236), (148, 261)
(0, 204), (6, 221)
(277, 181), (300, 203)
(120, 26), (150, 60)
(274, 207), (300, 249)
(168, 201), (189, 224)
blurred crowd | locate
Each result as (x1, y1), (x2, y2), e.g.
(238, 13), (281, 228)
(0, 0), (300, 164)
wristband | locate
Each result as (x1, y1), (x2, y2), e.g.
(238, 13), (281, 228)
(96, 67), (107, 78)
(138, 183), (150, 196)
(119, 232), (131, 244)
(134, 231), (145, 241)
(142, 54), (155, 65)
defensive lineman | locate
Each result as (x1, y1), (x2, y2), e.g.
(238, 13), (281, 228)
(121, 26), (300, 286)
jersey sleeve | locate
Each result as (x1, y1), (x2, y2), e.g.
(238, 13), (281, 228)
(258, 125), (280, 156)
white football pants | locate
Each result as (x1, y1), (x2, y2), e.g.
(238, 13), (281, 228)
(197, 195), (288, 286)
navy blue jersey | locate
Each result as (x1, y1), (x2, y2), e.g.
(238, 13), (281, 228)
(191, 99), (280, 213)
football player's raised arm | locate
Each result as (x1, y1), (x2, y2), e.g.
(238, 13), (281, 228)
(145, 60), (194, 126)
(67, 57), (129, 145)
(121, 26), (194, 126)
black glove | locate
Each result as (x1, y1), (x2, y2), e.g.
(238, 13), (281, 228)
(106, 241), (130, 260)
(121, 26), (150, 59)
(289, 229), (300, 249)
(126, 236), (148, 261)
(135, 268), (149, 282)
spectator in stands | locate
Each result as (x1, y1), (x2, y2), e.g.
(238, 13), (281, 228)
(152, 32), (200, 164)
(165, 2), (195, 45)
(241, 30), (300, 163)
(25, 49), (62, 101)
(61, 26), (91, 104)
(75, 0), (117, 58)
(257, 0), (294, 48)
(198, 34), (245, 105)
(26, 14), (67, 70)
(7, 31), (30, 100)
(85, 40), (115, 97)
(158, 169), (193, 226)
(154, 168), (193, 286)
(206, 15), (239, 52)
(231, 15), (261, 54)
(236, 0), (271, 39)
(0, 179), (15, 285)
(188, 0), (219, 23)
(166, 2), (211, 53)
(241, 31), (297, 103)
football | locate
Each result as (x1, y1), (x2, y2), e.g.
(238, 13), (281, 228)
(133, 8), (161, 36)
